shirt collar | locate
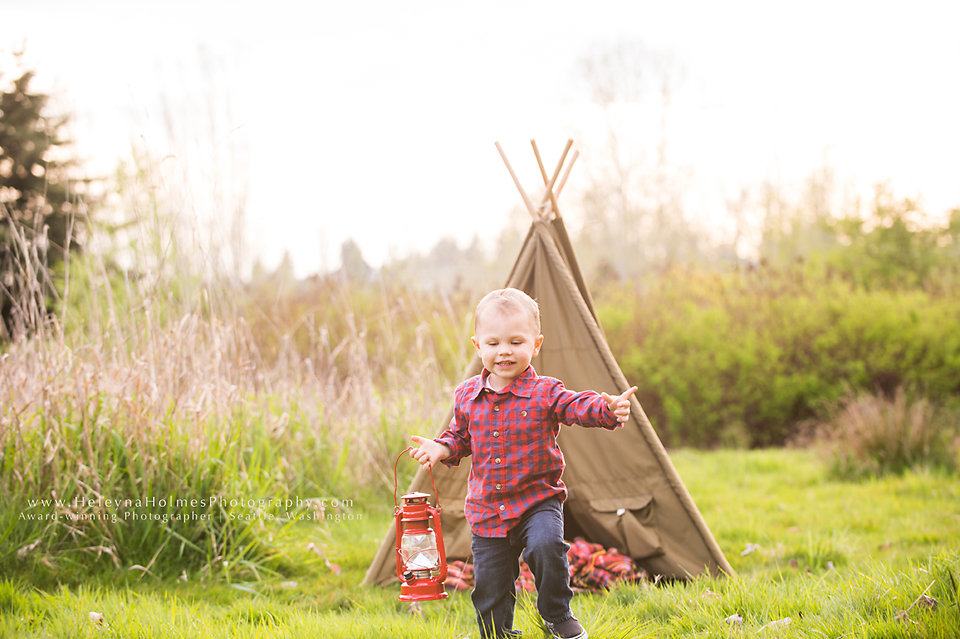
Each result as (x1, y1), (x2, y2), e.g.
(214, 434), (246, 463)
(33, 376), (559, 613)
(475, 365), (537, 399)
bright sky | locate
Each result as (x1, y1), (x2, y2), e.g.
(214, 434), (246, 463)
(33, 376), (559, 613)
(5, 0), (960, 277)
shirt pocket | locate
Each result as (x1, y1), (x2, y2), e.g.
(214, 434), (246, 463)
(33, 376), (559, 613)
(510, 401), (555, 434)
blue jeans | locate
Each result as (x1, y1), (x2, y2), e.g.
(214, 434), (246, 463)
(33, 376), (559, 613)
(471, 497), (575, 639)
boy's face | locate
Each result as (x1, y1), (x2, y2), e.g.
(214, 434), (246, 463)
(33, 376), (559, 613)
(471, 307), (543, 391)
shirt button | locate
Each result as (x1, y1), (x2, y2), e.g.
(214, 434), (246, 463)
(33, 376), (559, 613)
(493, 431), (499, 437)
(494, 406), (500, 412)
(495, 457), (501, 464)
(496, 483), (502, 490)
(522, 411), (527, 416)
(499, 505), (505, 511)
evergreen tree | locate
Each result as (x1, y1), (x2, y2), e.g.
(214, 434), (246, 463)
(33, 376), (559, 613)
(0, 64), (94, 339)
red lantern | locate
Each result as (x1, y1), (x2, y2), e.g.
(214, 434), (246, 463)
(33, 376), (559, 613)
(394, 450), (448, 601)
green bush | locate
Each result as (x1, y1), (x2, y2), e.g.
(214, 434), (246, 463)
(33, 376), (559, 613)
(595, 267), (960, 447)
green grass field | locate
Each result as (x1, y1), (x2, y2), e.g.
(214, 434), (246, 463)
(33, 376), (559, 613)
(2, 448), (957, 638)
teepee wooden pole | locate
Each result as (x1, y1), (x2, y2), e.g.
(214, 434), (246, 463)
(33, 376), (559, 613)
(536, 139), (573, 220)
(530, 139), (556, 219)
(495, 141), (539, 219)
(531, 139), (550, 184)
(530, 140), (577, 217)
(554, 150), (579, 198)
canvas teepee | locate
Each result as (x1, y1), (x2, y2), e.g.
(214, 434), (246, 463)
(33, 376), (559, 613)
(363, 141), (733, 587)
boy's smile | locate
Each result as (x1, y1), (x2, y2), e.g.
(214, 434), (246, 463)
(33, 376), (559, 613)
(472, 308), (543, 392)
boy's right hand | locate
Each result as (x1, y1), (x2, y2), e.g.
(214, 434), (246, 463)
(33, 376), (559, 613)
(409, 436), (451, 470)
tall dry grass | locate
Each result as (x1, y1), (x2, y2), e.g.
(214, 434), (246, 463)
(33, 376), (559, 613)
(0, 156), (462, 582)
(816, 389), (960, 479)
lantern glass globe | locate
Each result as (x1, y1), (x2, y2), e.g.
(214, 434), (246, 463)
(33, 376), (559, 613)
(401, 532), (439, 570)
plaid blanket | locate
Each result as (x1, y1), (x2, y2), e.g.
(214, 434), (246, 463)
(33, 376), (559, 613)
(444, 537), (646, 594)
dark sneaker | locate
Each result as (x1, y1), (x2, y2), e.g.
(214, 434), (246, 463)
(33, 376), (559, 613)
(547, 617), (587, 639)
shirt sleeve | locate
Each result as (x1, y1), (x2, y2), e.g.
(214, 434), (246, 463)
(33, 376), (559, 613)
(549, 379), (622, 430)
(435, 388), (472, 466)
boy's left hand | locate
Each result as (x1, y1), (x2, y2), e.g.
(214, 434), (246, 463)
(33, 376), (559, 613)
(601, 386), (638, 422)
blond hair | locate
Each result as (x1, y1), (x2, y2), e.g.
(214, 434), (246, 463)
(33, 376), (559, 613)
(474, 288), (541, 333)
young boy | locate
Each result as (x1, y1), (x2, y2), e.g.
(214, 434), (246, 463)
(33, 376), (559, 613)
(410, 288), (637, 639)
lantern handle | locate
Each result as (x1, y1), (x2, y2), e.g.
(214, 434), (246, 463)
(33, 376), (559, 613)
(394, 446), (441, 510)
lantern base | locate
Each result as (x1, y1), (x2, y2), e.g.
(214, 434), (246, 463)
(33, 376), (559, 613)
(399, 579), (449, 602)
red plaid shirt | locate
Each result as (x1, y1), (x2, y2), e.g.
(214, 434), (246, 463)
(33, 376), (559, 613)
(436, 366), (621, 537)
